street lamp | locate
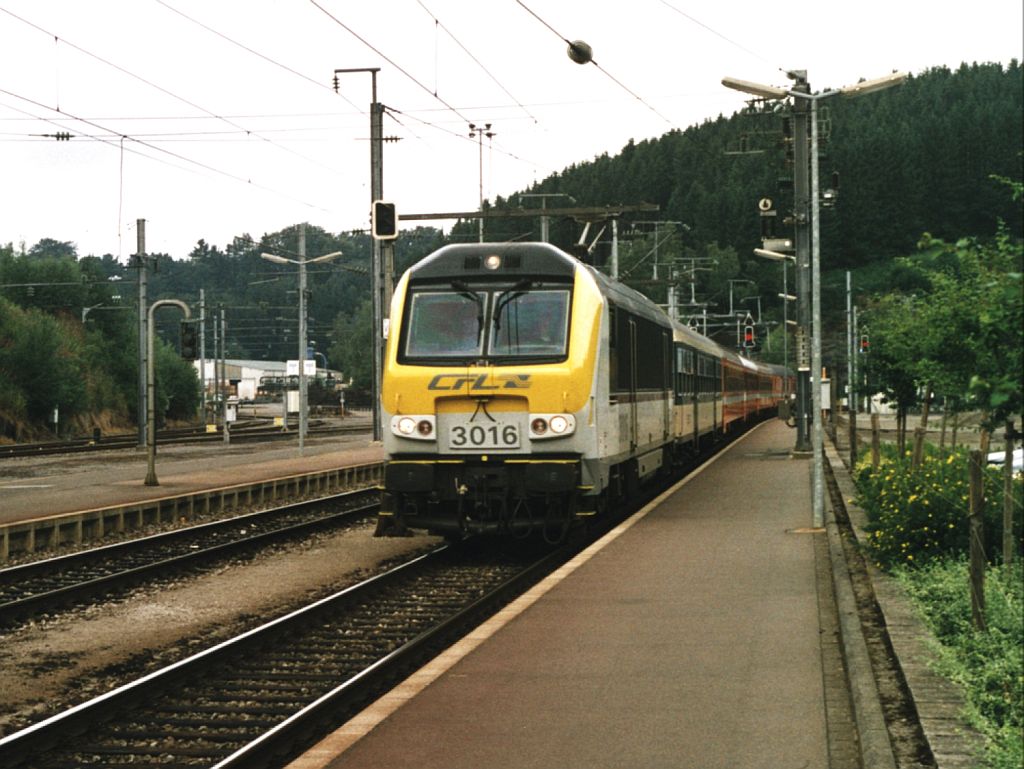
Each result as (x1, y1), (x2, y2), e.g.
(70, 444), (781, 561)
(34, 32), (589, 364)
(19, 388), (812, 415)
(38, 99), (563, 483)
(724, 69), (907, 527)
(261, 227), (341, 452)
(468, 122), (495, 243)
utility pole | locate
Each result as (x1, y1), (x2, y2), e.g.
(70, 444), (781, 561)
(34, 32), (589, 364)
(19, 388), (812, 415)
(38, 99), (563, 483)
(847, 271), (857, 467)
(469, 122), (495, 243)
(221, 308), (229, 444)
(298, 224), (308, 452)
(134, 219), (148, 448)
(790, 71), (813, 455)
(334, 66), (388, 442)
(519, 192), (576, 243)
(199, 288), (207, 421)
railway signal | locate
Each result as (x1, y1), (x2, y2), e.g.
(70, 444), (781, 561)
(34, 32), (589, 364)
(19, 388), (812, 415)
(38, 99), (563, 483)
(859, 334), (869, 354)
(743, 324), (756, 348)
(179, 320), (199, 360)
(372, 201), (398, 240)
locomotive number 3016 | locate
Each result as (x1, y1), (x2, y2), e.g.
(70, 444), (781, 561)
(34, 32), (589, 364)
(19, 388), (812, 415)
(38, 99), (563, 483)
(449, 422), (520, 450)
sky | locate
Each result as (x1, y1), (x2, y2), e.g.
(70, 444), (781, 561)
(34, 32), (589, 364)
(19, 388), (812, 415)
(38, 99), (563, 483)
(1, 0), (1021, 262)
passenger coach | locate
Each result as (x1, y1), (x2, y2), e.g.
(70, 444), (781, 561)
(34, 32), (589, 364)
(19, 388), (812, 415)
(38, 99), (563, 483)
(378, 242), (786, 541)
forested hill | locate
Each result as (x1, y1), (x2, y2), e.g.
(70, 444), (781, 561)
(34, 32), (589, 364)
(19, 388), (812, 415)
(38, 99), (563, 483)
(468, 62), (1022, 271)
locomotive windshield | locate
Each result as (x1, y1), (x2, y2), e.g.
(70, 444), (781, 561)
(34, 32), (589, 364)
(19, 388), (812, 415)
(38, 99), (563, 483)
(402, 285), (570, 362)
(404, 290), (484, 358)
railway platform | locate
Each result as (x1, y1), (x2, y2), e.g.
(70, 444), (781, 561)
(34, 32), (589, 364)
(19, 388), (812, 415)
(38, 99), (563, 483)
(0, 415), (381, 526)
(289, 418), (872, 769)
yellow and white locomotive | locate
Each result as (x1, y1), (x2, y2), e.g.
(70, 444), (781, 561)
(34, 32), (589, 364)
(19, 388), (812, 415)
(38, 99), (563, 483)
(378, 242), (785, 540)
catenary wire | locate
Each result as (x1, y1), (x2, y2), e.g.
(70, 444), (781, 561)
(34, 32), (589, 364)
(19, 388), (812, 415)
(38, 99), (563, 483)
(0, 5), (343, 176)
(415, 0), (538, 124)
(513, 0), (673, 125)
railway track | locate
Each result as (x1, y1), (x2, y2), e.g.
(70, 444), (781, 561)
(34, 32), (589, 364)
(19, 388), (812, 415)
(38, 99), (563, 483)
(0, 539), (565, 768)
(0, 489), (379, 626)
(0, 420), (368, 459)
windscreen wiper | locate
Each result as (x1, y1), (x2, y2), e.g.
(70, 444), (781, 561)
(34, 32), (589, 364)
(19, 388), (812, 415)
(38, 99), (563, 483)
(451, 280), (484, 342)
(492, 279), (534, 333)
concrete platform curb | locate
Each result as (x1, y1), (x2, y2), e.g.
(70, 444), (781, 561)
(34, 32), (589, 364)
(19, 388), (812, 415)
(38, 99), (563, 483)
(823, 467), (898, 769)
(824, 440), (985, 769)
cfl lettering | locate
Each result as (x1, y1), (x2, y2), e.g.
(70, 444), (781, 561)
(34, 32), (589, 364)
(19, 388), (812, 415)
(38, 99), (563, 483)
(427, 374), (532, 391)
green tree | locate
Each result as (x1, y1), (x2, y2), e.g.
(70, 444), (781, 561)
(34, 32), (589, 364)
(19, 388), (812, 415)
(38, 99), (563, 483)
(328, 299), (373, 392)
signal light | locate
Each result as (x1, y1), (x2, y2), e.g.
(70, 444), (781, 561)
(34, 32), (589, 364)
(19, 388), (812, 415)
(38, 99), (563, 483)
(743, 325), (755, 348)
(859, 334), (869, 354)
(180, 320), (199, 360)
(372, 201), (398, 240)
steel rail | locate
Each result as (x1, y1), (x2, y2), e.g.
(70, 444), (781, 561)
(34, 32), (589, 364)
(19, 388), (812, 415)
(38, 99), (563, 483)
(0, 542), (565, 767)
(0, 490), (378, 625)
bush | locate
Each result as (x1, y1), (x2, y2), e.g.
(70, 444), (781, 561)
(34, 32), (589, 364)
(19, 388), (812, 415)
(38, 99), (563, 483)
(855, 444), (1021, 568)
(894, 560), (1023, 769)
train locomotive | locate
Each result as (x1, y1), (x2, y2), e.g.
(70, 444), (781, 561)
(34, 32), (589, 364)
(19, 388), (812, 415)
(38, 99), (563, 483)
(378, 242), (788, 541)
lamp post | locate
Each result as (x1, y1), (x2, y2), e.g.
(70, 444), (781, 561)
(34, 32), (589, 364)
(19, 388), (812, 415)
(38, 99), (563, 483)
(261, 226), (341, 452)
(468, 122), (495, 243)
(724, 70), (907, 527)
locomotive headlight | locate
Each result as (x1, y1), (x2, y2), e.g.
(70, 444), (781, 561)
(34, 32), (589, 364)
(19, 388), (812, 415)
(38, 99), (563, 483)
(391, 415), (436, 441)
(549, 415), (571, 434)
(529, 413), (575, 440)
(484, 254), (502, 270)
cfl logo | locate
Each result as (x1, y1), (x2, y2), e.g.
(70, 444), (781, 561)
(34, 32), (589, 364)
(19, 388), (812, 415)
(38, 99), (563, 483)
(427, 374), (532, 391)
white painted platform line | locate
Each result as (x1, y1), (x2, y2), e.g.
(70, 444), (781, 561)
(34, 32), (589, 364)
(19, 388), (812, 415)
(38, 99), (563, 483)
(285, 422), (767, 769)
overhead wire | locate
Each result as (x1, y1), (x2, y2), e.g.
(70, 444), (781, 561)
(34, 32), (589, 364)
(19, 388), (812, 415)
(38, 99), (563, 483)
(0, 5), (345, 176)
(656, 0), (784, 73)
(0, 86), (333, 214)
(414, 0), (538, 125)
(309, 0), (472, 124)
(151, 0), (365, 116)
(513, 0), (674, 126)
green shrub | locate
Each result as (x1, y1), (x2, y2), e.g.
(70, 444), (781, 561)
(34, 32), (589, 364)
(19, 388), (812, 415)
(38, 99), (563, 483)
(855, 445), (1021, 568)
(894, 560), (1023, 769)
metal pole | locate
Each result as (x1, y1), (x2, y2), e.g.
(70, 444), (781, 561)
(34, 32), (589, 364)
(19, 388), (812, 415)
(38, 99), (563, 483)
(136, 219), (147, 448)
(370, 74), (384, 443)
(221, 309), (229, 444)
(810, 95), (825, 527)
(610, 219), (619, 278)
(477, 127), (484, 243)
(783, 260), (789, 395)
(847, 271), (858, 469)
(298, 223), (308, 452)
(334, 67), (383, 442)
(792, 75), (812, 454)
(145, 299), (191, 486)
(199, 288), (207, 421)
